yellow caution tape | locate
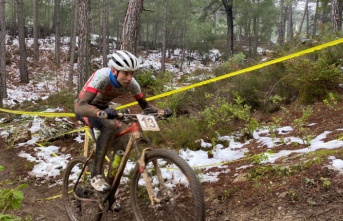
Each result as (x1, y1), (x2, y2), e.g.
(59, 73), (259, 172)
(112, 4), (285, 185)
(31, 126), (89, 157)
(39, 193), (62, 201)
(32, 142), (58, 157)
(117, 38), (343, 109)
(36, 126), (89, 144)
(84, 126), (94, 140)
(2, 38), (343, 203)
(0, 38), (342, 114)
(35, 143), (44, 147)
(39, 190), (72, 201)
(0, 107), (74, 117)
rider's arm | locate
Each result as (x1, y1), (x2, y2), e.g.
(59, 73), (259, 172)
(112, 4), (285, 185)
(132, 80), (172, 117)
(129, 78), (159, 113)
(136, 95), (159, 113)
(75, 91), (101, 117)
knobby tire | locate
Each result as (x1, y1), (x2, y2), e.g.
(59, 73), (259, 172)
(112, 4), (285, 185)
(130, 149), (206, 221)
(62, 156), (103, 221)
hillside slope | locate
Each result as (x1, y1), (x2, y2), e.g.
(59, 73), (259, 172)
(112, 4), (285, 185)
(1, 38), (343, 220)
(1, 99), (343, 221)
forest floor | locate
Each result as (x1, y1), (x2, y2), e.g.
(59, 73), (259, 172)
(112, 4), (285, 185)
(1, 41), (343, 220)
(1, 99), (343, 221)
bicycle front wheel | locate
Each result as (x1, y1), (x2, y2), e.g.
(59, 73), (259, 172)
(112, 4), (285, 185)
(62, 156), (103, 221)
(130, 149), (205, 221)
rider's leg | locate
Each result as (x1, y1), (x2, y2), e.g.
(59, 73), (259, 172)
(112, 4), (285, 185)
(86, 117), (122, 191)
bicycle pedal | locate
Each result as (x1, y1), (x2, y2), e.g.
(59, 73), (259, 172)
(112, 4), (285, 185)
(111, 202), (122, 212)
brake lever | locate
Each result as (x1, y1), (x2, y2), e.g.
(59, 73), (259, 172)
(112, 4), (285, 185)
(156, 114), (171, 124)
(117, 113), (130, 123)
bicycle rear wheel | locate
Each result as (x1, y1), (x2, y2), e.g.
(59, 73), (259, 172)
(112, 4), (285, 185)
(130, 149), (205, 221)
(62, 156), (103, 221)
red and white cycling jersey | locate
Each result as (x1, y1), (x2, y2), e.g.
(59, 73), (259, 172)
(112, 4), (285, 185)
(78, 67), (143, 109)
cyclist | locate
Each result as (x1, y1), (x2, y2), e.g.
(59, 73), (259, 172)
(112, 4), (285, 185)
(75, 50), (172, 192)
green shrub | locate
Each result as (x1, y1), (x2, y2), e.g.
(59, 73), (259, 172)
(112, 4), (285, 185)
(227, 61), (297, 112)
(135, 70), (157, 89)
(199, 93), (257, 137)
(227, 71), (265, 109)
(292, 106), (314, 146)
(150, 92), (260, 151)
(45, 89), (77, 112)
(0, 166), (28, 221)
(153, 80), (233, 118)
(323, 92), (341, 111)
(145, 115), (210, 151)
(285, 58), (341, 104)
(212, 52), (248, 77)
(150, 71), (175, 96)
(200, 94), (236, 132)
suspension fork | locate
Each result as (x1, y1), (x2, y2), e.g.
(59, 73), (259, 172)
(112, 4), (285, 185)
(109, 121), (166, 206)
(138, 148), (167, 206)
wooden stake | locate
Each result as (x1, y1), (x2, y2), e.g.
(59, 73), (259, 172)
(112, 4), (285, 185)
(83, 128), (89, 157)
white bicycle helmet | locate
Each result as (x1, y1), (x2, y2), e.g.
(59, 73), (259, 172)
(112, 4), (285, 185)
(108, 50), (139, 71)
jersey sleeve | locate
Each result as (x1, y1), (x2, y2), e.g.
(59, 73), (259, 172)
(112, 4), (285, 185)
(78, 69), (108, 98)
(129, 78), (144, 99)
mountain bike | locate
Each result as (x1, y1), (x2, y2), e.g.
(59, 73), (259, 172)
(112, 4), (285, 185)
(62, 111), (206, 221)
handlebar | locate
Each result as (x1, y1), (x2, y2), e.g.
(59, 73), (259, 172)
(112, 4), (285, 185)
(117, 111), (167, 123)
(96, 107), (173, 120)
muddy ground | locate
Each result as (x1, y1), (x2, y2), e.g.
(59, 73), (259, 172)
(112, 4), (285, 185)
(1, 100), (343, 221)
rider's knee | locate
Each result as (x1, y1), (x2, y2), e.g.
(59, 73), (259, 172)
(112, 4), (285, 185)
(102, 119), (121, 132)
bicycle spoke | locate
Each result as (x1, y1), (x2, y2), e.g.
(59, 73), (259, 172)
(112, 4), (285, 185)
(131, 150), (205, 221)
(62, 157), (102, 221)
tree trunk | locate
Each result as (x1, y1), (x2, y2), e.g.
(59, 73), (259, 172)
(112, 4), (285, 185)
(33, 0), (39, 62)
(296, 0), (309, 39)
(180, 0), (189, 72)
(78, 0), (91, 93)
(115, 0), (122, 45)
(287, 3), (293, 41)
(161, 0), (167, 73)
(153, 10), (159, 49)
(277, 0), (285, 45)
(68, 0), (78, 85)
(252, 16), (258, 57)
(0, 0), (7, 106)
(55, 0), (61, 69)
(248, 18), (252, 57)
(101, 0), (109, 67)
(145, 23), (149, 51)
(10, 0), (16, 36)
(222, 0), (234, 57)
(306, 3), (309, 36)
(312, 0), (319, 37)
(17, 0), (28, 83)
(331, 0), (342, 32)
(121, 0), (144, 54)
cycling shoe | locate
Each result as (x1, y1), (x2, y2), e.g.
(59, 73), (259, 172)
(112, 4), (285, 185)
(91, 175), (110, 192)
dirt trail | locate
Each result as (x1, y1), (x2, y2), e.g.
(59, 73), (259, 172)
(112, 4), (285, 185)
(1, 101), (343, 221)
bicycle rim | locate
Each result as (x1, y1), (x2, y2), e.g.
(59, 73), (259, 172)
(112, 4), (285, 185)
(62, 156), (103, 221)
(130, 149), (206, 221)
